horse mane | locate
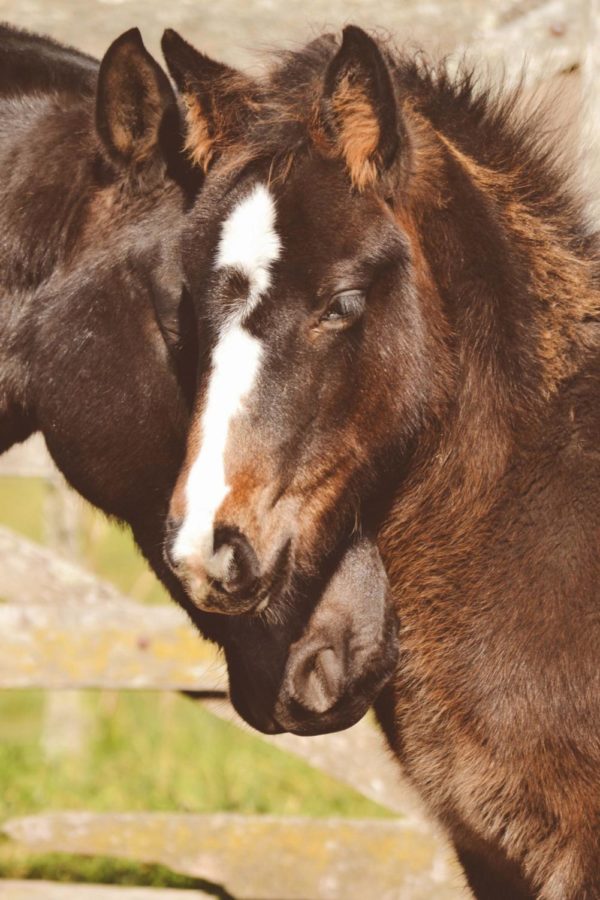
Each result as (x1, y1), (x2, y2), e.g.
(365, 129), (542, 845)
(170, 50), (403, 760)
(233, 34), (593, 254)
(222, 32), (598, 394)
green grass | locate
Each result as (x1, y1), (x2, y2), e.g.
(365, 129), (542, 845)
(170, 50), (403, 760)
(0, 847), (211, 891)
(0, 476), (392, 888)
(0, 478), (46, 545)
(0, 691), (388, 820)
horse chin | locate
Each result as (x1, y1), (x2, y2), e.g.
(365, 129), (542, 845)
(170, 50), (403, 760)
(225, 535), (398, 737)
(273, 693), (378, 737)
(230, 696), (286, 735)
(228, 678), (377, 737)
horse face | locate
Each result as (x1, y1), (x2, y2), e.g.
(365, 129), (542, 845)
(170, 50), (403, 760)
(155, 28), (407, 734)
(166, 28), (444, 618)
(169, 161), (425, 611)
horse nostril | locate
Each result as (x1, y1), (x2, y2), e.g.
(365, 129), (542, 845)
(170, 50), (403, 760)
(288, 646), (345, 715)
(213, 525), (260, 598)
(163, 515), (182, 572)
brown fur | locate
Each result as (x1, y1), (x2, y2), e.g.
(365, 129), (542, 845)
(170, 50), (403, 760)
(200, 31), (600, 897)
(435, 131), (599, 390)
(164, 27), (600, 895)
(180, 71), (258, 171)
(182, 93), (216, 171)
(377, 81), (600, 900)
(316, 72), (382, 189)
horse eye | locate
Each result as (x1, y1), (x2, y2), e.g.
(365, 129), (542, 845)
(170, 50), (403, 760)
(320, 290), (366, 325)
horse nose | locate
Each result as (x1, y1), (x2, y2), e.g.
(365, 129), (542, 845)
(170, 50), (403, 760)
(286, 645), (346, 715)
(213, 525), (260, 598)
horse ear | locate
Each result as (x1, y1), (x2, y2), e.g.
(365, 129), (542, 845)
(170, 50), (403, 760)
(318, 25), (404, 190)
(161, 29), (256, 172)
(96, 28), (177, 168)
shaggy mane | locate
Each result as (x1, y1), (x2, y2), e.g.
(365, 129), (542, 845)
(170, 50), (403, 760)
(234, 32), (594, 260)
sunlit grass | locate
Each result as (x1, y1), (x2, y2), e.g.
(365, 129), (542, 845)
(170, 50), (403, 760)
(0, 478), (45, 544)
(0, 843), (218, 892)
(0, 691), (389, 821)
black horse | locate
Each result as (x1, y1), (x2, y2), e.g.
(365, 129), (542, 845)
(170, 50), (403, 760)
(0, 25), (397, 735)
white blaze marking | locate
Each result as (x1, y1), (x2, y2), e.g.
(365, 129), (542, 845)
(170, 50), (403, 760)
(216, 182), (281, 314)
(173, 183), (281, 590)
(172, 325), (263, 583)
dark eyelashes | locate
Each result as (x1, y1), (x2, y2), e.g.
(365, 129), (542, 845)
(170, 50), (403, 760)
(320, 253), (405, 308)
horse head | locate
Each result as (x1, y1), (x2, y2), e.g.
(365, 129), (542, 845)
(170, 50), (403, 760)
(160, 27), (405, 734)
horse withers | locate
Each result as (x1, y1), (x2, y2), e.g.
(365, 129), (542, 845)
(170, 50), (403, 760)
(0, 25), (397, 736)
(163, 25), (600, 899)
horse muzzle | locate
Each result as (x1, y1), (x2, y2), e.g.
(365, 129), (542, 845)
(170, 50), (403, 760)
(224, 536), (399, 736)
(165, 517), (292, 616)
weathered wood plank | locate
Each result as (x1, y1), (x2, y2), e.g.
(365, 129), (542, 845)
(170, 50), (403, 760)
(0, 604), (226, 692)
(0, 526), (125, 608)
(3, 813), (468, 900)
(0, 882), (215, 900)
(0, 525), (226, 690)
(0, 525), (225, 691)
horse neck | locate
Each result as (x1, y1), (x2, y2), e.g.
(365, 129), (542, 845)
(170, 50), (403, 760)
(380, 108), (600, 578)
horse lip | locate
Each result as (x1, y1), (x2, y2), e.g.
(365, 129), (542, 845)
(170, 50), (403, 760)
(273, 698), (368, 736)
(228, 692), (286, 734)
(181, 577), (256, 615)
(209, 575), (259, 602)
(171, 538), (293, 616)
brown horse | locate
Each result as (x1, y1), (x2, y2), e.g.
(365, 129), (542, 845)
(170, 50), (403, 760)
(0, 25), (397, 736)
(162, 26), (600, 899)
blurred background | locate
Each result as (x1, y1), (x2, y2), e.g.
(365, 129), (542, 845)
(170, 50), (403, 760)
(0, 0), (591, 81)
(0, 1), (599, 897)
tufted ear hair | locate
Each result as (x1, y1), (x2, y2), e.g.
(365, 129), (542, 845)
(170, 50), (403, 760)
(96, 28), (178, 169)
(161, 29), (258, 173)
(317, 25), (406, 190)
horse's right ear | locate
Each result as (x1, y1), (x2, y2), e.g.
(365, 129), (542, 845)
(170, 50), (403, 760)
(161, 29), (256, 172)
(96, 28), (178, 168)
(317, 26), (406, 191)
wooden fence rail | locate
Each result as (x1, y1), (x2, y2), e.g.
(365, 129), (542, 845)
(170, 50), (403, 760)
(3, 813), (467, 900)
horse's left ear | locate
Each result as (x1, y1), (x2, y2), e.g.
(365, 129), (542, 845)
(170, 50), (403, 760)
(318, 25), (406, 190)
(96, 29), (178, 169)
(161, 29), (257, 173)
